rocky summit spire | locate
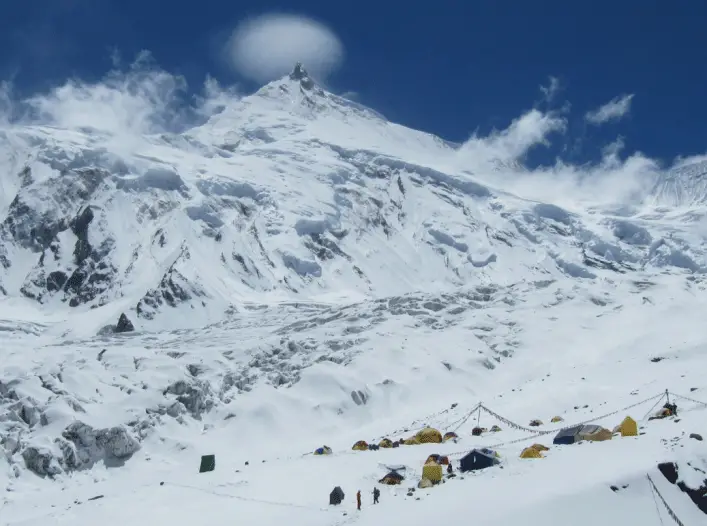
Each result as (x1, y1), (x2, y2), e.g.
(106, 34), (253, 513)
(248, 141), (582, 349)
(289, 62), (315, 90)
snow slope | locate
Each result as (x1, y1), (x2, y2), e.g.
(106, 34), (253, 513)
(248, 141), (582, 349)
(1, 64), (706, 524)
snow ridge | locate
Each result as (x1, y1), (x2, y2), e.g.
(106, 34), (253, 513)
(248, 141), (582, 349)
(1, 63), (706, 525)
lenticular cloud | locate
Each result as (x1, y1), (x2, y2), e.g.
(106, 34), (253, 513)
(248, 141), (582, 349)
(226, 13), (344, 83)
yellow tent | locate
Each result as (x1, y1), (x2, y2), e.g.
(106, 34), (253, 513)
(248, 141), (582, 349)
(550, 416), (564, 423)
(578, 425), (612, 442)
(352, 440), (369, 451)
(416, 427), (443, 444)
(530, 443), (549, 452)
(490, 425), (502, 432)
(422, 461), (443, 482)
(520, 447), (543, 459)
(617, 416), (638, 437)
(379, 438), (394, 448)
(443, 431), (458, 442)
(403, 437), (419, 445)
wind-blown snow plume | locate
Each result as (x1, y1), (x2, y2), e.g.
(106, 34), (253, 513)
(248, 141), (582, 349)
(458, 109), (567, 165)
(0, 52), (240, 155)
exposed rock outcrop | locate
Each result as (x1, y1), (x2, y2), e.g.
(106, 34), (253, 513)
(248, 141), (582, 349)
(115, 313), (135, 333)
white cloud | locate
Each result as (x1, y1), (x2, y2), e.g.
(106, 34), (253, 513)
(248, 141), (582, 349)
(0, 81), (13, 127)
(194, 75), (241, 118)
(585, 94), (634, 125)
(0, 52), (240, 156)
(458, 109), (567, 165)
(226, 13), (344, 84)
(454, 109), (661, 209)
(601, 136), (625, 165)
(0, 50), (696, 213)
(23, 52), (187, 137)
(539, 76), (561, 102)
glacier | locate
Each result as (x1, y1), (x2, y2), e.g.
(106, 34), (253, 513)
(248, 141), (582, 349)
(0, 64), (706, 525)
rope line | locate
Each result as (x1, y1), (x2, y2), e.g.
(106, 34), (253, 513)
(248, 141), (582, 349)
(647, 475), (687, 526)
(165, 482), (339, 513)
(377, 403), (472, 440)
(374, 390), (706, 446)
(447, 403), (481, 433)
(444, 392), (668, 458)
(669, 392), (707, 408)
(643, 393), (667, 421)
(649, 475), (667, 526)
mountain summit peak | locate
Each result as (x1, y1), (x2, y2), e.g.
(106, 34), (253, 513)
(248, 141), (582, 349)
(289, 62), (315, 90)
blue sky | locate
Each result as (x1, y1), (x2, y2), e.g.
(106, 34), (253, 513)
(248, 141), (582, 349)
(2, 0), (706, 167)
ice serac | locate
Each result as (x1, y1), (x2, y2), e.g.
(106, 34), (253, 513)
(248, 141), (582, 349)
(650, 157), (707, 207)
(1, 62), (707, 503)
(0, 63), (704, 327)
(0, 64), (705, 331)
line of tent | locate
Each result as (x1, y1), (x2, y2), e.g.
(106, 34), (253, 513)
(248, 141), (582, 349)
(321, 414), (645, 501)
(377, 416), (640, 489)
(313, 413), (639, 459)
(314, 427), (458, 455)
(376, 448), (502, 489)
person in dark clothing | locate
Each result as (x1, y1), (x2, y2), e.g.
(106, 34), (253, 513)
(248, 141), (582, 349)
(447, 463), (453, 475)
(372, 487), (380, 504)
(356, 490), (362, 510)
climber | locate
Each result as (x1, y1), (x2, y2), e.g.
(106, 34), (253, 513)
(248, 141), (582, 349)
(373, 487), (380, 504)
(447, 462), (453, 475)
(356, 490), (362, 510)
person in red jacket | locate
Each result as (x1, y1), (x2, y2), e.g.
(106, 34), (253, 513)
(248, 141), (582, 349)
(356, 490), (362, 510)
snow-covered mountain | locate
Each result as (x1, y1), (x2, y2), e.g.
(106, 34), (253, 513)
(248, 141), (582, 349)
(1, 64), (706, 524)
(2, 63), (706, 334)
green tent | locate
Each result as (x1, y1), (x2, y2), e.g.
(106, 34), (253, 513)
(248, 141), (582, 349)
(199, 455), (216, 473)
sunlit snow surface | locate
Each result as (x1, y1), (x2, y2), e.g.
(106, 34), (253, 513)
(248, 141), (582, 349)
(1, 69), (706, 525)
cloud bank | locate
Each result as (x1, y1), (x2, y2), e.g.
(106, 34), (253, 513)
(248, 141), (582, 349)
(585, 94), (634, 125)
(226, 13), (344, 83)
(454, 103), (661, 209)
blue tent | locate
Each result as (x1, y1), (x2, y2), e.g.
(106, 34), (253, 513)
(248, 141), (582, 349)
(552, 425), (583, 445)
(459, 448), (499, 472)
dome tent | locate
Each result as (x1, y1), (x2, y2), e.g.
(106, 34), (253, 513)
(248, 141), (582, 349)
(352, 440), (369, 451)
(578, 425), (612, 442)
(520, 447), (543, 459)
(379, 471), (404, 485)
(443, 431), (458, 441)
(415, 427), (443, 444)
